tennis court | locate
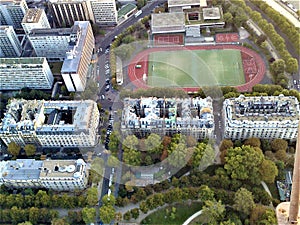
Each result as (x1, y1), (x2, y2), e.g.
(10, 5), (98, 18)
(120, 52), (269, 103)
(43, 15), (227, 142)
(147, 49), (245, 87)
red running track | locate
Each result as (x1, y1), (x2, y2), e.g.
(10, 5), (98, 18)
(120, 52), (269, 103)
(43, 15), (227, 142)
(127, 45), (266, 93)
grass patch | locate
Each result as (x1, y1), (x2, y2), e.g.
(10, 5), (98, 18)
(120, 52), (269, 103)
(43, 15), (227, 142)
(147, 49), (245, 88)
(49, 62), (63, 74)
(141, 202), (203, 225)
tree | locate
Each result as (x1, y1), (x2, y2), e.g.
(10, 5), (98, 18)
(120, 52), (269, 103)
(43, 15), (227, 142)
(102, 194), (116, 206)
(201, 200), (225, 225)
(220, 139), (233, 151)
(285, 57), (298, 74)
(271, 139), (288, 152)
(130, 208), (140, 219)
(270, 59), (285, 74)
(224, 145), (264, 184)
(82, 207), (96, 225)
(114, 44), (135, 61)
(145, 133), (163, 154)
(51, 218), (69, 225)
(139, 201), (149, 214)
(86, 187), (98, 207)
(137, 0), (145, 9)
(250, 205), (277, 225)
(107, 155), (119, 167)
(259, 159), (278, 183)
(123, 148), (141, 166)
(90, 157), (104, 184)
(134, 188), (147, 201)
(99, 205), (115, 224)
(198, 185), (215, 202)
(8, 142), (21, 156)
(244, 138), (261, 148)
(191, 143), (215, 169)
(24, 144), (36, 156)
(35, 190), (50, 208)
(108, 131), (120, 152)
(28, 207), (39, 224)
(123, 135), (139, 150)
(233, 188), (255, 215)
(123, 211), (131, 220)
(275, 149), (287, 162)
(223, 12), (233, 24)
(167, 142), (188, 168)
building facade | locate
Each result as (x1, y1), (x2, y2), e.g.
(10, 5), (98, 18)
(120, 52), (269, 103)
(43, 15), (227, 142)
(0, 159), (88, 190)
(48, 0), (91, 27)
(121, 97), (214, 139)
(28, 25), (80, 61)
(0, 57), (54, 90)
(0, 0), (28, 29)
(61, 21), (94, 92)
(223, 95), (300, 140)
(0, 99), (100, 147)
(87, 0), (117, 25)
(0, 25), (22, 57)
(21, 8), (50, 34)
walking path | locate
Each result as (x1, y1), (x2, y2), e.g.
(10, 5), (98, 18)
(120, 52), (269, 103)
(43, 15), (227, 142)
(182, 210), (203, 225)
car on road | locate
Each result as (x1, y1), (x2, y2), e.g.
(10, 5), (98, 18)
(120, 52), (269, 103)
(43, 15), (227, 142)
(105, 85), (110, 91)
(101, 94), (105, 100)
(105, 78), (110, 84)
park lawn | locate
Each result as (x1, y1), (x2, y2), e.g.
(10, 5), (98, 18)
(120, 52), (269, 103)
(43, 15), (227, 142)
(141, 202), (203, 225)
(147, 49), (245, 87)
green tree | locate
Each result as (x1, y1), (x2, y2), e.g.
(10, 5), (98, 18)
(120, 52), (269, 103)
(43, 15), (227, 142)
(233, 188), (255, 215)
(275, 149), (287, 162)
(99, 205), (115, 224)
(114, 44), (135, 61)
(220, 139), (233, 151)
(51, 218), (69, 225)
(134, 188), (147, 201)
(285, 57), (298, 74)
(90, 157), (104, 184)
(123, 135), (139, 149)
(224, 145), (264, 184)
(167, 142), (188, 168)
(250, 205), (277, 225)
(28, 207), (39, 224)
(223, 12), (233, 24)
(201, 200), (225, 225)
(8, 141), (21, 156)
(24, 144), (36, 156)
(259, 159), (278, 183)
(270, 59), (285, 74)
(244, 137), (261, 148)
(108, 131), (120, 152)
(145, 133), (162, 154)
(102, 194), (116, 206)
(86, 187), (98, 207)
(123, 148), (141, 166)
(139, 201), (149, 214)
(82, 207), (96, 225)
(107, 155), (119, 167)
(123, 211), (131, 220)
(271, 139), (288, 152)
(35, 190), (50, 208)
(130, 208), (140, 219)
(198, 185), (215, 202)
(192, 143), (215, 168)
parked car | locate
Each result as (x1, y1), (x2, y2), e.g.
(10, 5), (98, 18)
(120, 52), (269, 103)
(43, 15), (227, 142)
(105, 85), (110, 91)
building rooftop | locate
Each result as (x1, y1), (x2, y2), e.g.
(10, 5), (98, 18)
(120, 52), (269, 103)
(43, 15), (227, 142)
(29, 26), (78, 37)
(168, 0), (207, 8)
(40, 159), (86, 179)
(203, 7), (221, 20)
(122, 97), (214, 129)
(61, 21), (90, 73)
(0, 0), (24, 6)
(151, 12), (185, 33)
(22, 8), (43, 23)
(2, 159), (43, 181)
(0, 25), (12, 34)
(118, 3), (136, 18)
(225, 95), (300, 123)
(0, 57), (45, 66)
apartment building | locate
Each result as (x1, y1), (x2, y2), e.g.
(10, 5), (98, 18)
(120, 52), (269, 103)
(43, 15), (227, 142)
(48, 0), (91, 27)
(121, 97), (214, 139)
(21, 8), (50, 34)
(0, 0), (28, 29)
(223, 95), (300, 140)
(87, 0), (117, 25)
(61, 21), (94, 92)
(0, 57), (54, 90)
(0, 25), (22, 57)
(0, 159), (88, 190)
(28, 25), (80, 61)
(0, 99), (100, 147)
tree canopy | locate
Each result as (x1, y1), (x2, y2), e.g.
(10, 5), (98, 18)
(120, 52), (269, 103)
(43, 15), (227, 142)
(233, 188), (255, 215)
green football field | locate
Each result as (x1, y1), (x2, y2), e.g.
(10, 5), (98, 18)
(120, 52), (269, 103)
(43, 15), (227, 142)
(147, 49), (245, 87)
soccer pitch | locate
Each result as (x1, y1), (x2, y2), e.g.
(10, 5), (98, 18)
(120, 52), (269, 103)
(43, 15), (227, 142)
(147, 49), (245, 87)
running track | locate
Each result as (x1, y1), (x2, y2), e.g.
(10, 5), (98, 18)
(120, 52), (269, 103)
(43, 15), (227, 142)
(127, 45), (266, 92)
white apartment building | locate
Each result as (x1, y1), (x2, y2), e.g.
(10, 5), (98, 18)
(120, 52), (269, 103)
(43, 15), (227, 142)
(87, 0), (117, 25)
(0, 0), (28, 29)
(223, 95), (300, 141)
(48, 0), (91, 27)
(39, 159), (88, 191)
(61, 21), (94, 92)
(0, 159), (88, 190)
(0, 25), (22, 57)
(0, 57), (54, 90)
(21, 8), (50, 34)
(0, 99), (100, 147)
(121, 97), (214, 139)
(28, 25), (81, 61)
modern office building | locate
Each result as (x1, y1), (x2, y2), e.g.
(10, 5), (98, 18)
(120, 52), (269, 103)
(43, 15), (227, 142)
(0, 99), (100, 147)
(223, 95), (300, 140)
(0, 57), (54, 90)
(28, 25), (81, 61)
(0, 25), (22, 57)
(0, 0), (28, 29)
(121, 97), (214, 139)
(0, 159), (88, 190)
(21, 8), (50, 34)
(87, 0), (117, 25)
(61, 21), (94, 92)
(48, 0), (91, 27)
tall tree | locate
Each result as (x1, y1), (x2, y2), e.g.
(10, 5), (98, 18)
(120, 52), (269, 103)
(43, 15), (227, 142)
(82, 207), (96, 225)
(200, 200), (225, 225)
(167, 142), (188, 168)
(122, 135), (139, 150)
(271, 139), (288, 152)
(145, 133), (163, 154)
(102, 194), (116, 206)
(285, 57), (298, 74)
(123, 148), (141, 166)
(259, 159), (278, 183)
(8, 142), (21, 156)
(99, 205), (115, 224)
(233, 188), (255, 216)
(86, 187), (98, 207)
(244, 137), (261, 148)
(219, 139), (233, 152)
(24, 144), (36, 156)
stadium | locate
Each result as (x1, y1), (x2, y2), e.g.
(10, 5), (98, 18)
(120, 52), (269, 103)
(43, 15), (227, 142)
(127, 36), (266, 92)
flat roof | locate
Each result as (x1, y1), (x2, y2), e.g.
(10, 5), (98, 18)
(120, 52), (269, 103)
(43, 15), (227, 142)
(29, 26), (77, 36)
(151, 12), (185, 33)
(61, 21), (89, 73)
(0, 57), (45, 65)
(0, 0), (24, 5)
(168, 0), (204, 7)
(118, 3), (136, 18)
(203, 7), (221, 20)
(40, 159), (86, 178)
(22, 8), (43, 23)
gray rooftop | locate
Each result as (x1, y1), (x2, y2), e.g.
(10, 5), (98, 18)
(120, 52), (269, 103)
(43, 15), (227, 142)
(29, 26), (78, 37)
(151, 12), (185, 33)
(203, 7), (221, 20)
(168, 0), (206, 7)
(22, 8), (43, 23)
(0, 57), (44, 65)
